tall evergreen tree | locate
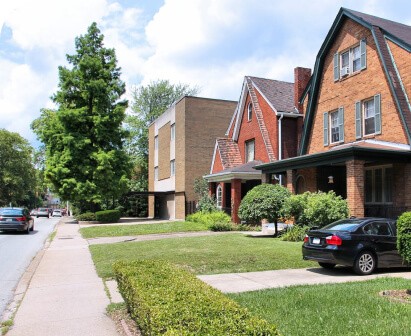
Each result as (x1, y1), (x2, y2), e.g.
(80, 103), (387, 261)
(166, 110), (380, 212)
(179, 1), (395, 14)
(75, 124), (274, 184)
(32, 22), (131, 212)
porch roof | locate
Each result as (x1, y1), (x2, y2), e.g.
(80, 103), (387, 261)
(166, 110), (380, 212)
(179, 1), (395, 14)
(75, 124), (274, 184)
(204, 160), (262, 182)
(254, 143), (411, 174)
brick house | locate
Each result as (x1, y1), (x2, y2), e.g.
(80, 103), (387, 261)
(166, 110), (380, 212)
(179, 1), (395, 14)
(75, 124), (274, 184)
(204, 69), (311, 223)
(256, 8), (411, 219)
(148, 96), (236, 220)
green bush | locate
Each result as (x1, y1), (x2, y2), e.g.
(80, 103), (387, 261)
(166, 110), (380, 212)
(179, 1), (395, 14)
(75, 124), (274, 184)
(95, 210), (121, 223)
(280, 225), (310, 242)
(284, 191), (349, 228)
(397, 212), (411, 264)
(209, 221), (234, 231)
(114, 260), (279, 335)
(75, 212), (96, 221)
(187, 210), (231, 228)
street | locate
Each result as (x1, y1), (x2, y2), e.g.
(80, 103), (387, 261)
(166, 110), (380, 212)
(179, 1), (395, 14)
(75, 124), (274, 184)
(0, 216), (60, 318)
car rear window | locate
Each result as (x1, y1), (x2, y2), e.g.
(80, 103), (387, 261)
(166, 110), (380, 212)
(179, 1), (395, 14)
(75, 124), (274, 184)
(0, 208), (23, 216)
(321, 219), (363, 232)
(39, 208), (48, 211)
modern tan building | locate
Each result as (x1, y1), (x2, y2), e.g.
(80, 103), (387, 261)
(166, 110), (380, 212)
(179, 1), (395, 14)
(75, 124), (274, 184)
(148, 96), (237, 219)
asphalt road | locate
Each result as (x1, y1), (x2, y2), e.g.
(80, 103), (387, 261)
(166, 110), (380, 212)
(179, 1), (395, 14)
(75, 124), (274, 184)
(0, 216), (60, 318)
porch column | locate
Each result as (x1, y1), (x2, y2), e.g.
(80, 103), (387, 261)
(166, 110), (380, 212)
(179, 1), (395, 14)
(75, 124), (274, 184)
(346, 160), (365, 217)
(231, 179), (242, 223)
(261, 172), (270, 184)
(286, 170), (296, 194)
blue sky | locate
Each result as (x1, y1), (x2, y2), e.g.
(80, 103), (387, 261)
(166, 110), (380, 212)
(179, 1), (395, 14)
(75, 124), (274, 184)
(1, 0), (411, 148)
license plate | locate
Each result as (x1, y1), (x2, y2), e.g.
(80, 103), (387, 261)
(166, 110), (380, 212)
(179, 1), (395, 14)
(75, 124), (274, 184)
(6, 218), (13, 222)
(312, 238), (320, 244)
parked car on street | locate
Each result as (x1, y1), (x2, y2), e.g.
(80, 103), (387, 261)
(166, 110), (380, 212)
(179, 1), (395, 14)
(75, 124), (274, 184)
(0, 207), (34, 234)
(52, 209), (62, 217)
(30, 209), (38, 216)
(302, 217), (408, 275)
(36, 208), (50, 218)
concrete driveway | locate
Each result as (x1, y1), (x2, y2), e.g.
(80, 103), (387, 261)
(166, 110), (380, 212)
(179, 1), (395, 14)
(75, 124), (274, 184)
(198, 267), (411, 293)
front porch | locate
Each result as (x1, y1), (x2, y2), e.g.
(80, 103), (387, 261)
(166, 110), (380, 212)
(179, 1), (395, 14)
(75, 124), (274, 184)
(256, 144), (411, 219)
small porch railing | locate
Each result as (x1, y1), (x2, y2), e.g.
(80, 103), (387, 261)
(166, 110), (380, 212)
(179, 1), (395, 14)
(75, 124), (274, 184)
(364, 205), (409, 219)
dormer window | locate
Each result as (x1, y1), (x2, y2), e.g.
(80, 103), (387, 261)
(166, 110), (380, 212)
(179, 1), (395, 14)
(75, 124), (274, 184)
(247, 102), (253, 121)
(334, 39), (366, 80)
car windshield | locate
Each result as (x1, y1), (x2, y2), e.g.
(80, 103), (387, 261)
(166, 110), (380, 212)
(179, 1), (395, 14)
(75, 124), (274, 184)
(321, 219), (364, 232)
(0, 208), (23, 216)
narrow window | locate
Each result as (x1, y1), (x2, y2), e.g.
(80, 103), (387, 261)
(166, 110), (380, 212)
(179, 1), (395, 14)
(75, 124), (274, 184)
(154, 136), (158, 150)
(330, 111), (340, 143)
(364, 99), (375, 135)
(245, 140), (255, 162)
(170, 124), (175, 141)
(216, 185), (222, 209)
(352, 45), (361, 72)
(170, 160), (175, 176)
(247, 103), (253, 121)
(154, 167), (158, 181)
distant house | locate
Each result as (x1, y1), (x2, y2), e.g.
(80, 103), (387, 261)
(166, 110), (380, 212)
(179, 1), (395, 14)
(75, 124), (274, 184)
(148, 96), (237, 220)
(256, 8), (411, 218)
(205, 68), (311, 223)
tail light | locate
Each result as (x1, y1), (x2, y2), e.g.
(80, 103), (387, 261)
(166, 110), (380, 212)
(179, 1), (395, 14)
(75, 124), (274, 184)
(325, 235), (342, 246)
(303, 235), (309, 243)
(16, 216), (26, 222)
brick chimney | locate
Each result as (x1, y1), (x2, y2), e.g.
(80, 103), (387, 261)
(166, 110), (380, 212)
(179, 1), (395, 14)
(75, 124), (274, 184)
(294, 67), (311, 114)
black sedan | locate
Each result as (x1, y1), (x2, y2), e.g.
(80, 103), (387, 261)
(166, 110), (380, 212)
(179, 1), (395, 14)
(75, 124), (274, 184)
(0, 207), (34, 234)
(302, 218), (408, 275)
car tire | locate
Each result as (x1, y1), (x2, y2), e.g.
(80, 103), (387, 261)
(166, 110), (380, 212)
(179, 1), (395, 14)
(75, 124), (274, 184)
(30, 224), (34, 232)
(318, 262), (336, 269)
(25, 225), (30, 234)
(353, 251), (376, 275)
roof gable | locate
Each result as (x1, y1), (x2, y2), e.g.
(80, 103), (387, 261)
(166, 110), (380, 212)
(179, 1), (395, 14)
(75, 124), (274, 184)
(300, 7), (411, 154)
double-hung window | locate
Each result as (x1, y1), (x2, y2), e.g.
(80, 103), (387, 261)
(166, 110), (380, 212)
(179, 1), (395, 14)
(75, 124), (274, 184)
(334, 39), (366, 80)
(245, 139), (255, 162)
(323, 107), (344, 146)
(355, 94), (381, 139)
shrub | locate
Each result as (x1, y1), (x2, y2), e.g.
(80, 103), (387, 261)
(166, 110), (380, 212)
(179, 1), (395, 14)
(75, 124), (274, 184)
(397, 212), (411, 264)
(114, 260), (279, 335)
(75, 212), (96, 221)
(280, 225), (310, 242)
(95, 210), (121, 223)
(209, 221), (234, 231)
(284, 191), (349, 228)
(187, 210), (231, 228)
(239, 184), (291, 235)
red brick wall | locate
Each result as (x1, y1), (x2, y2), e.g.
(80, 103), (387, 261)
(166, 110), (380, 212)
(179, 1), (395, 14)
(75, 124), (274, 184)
(346, 160), (365, 217)
(388, 40), (411, 102)
(281, 118), (298, 159)
(307, 19), (408, 154)
(237, 92), (276, 163)
(211, 149), (224, 174)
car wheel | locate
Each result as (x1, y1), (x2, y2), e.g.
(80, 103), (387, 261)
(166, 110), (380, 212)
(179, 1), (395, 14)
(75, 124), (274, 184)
(354, 251), (376, 275)
(25, 225), (30, 234)
(30, 223), (34, 232)
(318, 262), (336, 269)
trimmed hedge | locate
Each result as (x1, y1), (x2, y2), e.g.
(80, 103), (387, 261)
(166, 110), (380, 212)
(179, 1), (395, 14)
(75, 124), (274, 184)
(397, 212), (411, 263)
(113, 260), (279, 335)
(95, 210), (121, 223)
(75, 212), (96, 221)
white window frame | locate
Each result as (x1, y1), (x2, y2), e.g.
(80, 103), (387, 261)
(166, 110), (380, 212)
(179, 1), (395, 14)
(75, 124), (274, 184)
(365, 165), (393, 204)
(330, 110), (340, 144)
(170, 159), (175, 176)
(363, 98), (375, 136)
(216, 185), (222, 209)
(247, 102), (253, 121)
(339, 43), (362, 77)
(245, 139), (255, 162)
(170, 124), (175, 141)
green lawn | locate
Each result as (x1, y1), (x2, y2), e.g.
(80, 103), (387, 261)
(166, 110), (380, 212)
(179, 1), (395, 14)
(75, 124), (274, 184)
(89, 233), (316, 278)
(80, 221), (209, 238)
(230, 277), (411, 336)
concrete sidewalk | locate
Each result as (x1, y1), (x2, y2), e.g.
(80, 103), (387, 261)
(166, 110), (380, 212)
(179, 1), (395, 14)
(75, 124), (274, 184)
(198, 266), (411, 293)
(5, 218), (119, 336)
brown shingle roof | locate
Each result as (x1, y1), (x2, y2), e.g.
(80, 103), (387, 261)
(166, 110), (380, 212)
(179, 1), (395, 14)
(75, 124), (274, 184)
(216, 138), (242, 169)
(247, 76), (295, 113)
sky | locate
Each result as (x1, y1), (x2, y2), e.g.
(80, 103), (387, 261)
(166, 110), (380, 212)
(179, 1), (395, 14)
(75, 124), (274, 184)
(1, 0), (411, 148)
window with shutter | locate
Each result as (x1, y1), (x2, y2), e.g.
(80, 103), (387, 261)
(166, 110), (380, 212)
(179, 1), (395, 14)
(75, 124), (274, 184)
(323, 112), (329, 146)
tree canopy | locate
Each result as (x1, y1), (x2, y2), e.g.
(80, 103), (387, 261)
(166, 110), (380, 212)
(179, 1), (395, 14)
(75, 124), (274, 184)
(0, 129), (36, 206)
(31, 22), (131, 212)
(125, 80), (198, 191)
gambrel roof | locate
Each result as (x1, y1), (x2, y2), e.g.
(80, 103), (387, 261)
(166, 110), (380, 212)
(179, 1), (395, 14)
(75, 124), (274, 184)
(300, 7), (411, 154)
